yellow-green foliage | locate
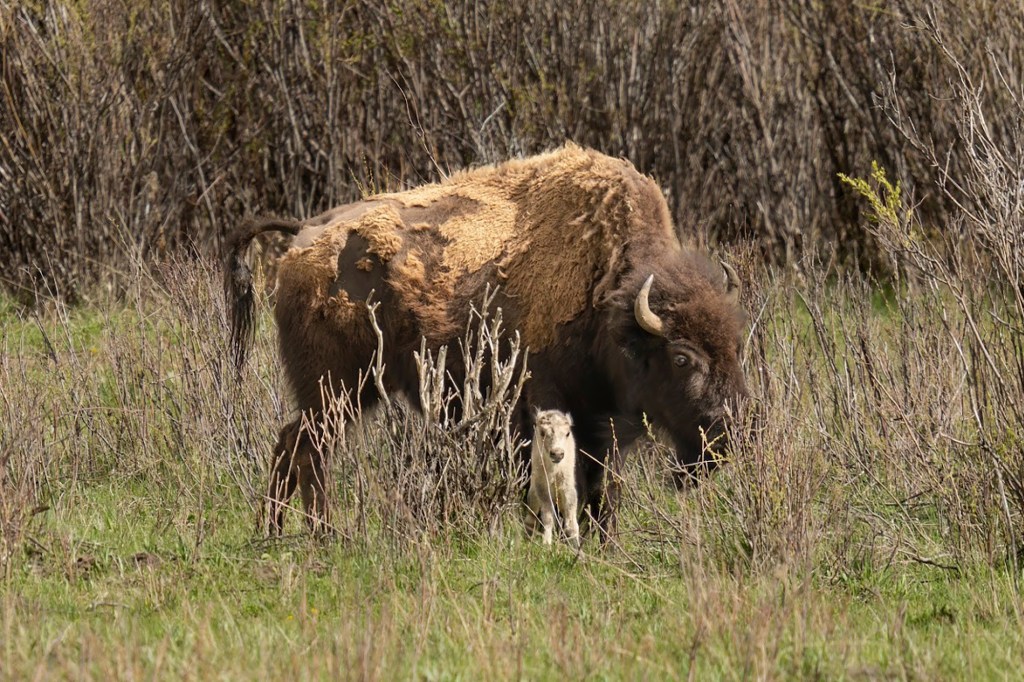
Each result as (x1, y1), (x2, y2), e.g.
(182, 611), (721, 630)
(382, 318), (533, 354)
(838, 161), (905, 226)
(838, 162), (928, 251)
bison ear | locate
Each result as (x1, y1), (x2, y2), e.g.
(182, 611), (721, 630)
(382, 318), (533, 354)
(721, 261), (741, 304)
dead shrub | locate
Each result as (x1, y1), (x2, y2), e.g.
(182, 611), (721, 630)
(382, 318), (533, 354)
(5, 1), (1024, 301)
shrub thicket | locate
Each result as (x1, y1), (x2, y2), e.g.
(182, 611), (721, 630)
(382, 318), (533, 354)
(2, 1), (1023, 300)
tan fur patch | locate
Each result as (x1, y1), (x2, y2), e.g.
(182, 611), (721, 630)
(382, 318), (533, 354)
(276, 144), (681, 349)
(322, 287), (360, 324)
(355, 257), (374, 272)
(380, 185), (515, 277)
(353, 205), (404, 262)
(391, 249), (458, 341)
(275, 227), (364, 329)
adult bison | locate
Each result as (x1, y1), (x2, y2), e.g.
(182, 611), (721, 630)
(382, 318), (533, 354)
(225, 144), (747, 538)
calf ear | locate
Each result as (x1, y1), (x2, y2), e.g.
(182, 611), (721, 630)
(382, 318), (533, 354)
(565, 413), (573, 427)
(721, 261), (741, 304)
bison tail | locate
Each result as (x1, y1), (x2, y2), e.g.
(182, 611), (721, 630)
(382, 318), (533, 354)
(223, 216), (302, 373)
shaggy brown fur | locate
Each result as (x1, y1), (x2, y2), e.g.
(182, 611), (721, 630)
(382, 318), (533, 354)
(224, 144), (748, 538)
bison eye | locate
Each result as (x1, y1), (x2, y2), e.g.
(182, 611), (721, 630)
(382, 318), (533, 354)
(674, 354), (688, 367)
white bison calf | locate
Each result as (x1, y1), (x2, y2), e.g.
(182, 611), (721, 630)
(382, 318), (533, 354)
(525, 409), (580, 546)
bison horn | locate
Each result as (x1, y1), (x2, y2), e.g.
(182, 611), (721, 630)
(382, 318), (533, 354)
(634, 274), (665, 336)
(721, 260), (741, 302)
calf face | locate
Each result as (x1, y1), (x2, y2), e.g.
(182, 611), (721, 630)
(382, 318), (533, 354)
(534, 410), (574, 467)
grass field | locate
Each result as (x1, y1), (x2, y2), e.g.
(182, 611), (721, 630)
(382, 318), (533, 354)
(3, 252), (1024, 680)
(5, 490), (1023, 680)
(4, 2), (1024, 678)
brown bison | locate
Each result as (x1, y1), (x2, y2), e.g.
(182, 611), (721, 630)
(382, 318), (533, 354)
(225, 144), (747, 538)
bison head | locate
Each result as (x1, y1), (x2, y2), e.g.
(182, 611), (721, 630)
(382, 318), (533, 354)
(608, 255), (748, 478)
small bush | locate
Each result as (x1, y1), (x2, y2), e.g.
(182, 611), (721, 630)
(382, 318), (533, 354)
(4, 1), (1024, 300)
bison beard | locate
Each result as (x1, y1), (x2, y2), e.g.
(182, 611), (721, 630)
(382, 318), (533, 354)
(225, 143), (748, 539)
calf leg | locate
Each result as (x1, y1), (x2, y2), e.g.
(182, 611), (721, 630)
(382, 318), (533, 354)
(561, 486), (580, 547)
(540, 502), (555, 545)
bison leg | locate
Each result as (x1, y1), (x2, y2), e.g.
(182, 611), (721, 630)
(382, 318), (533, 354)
(595, 485), (620, 543)
(296, 440), (330, 535)
(266, 421), (301, 536)
(264, 417), (332, 535)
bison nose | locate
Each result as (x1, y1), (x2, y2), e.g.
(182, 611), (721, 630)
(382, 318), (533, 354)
(549, 448), (564, 463)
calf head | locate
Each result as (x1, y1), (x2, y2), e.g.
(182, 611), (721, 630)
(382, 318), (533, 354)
(533, 409), (575, 465)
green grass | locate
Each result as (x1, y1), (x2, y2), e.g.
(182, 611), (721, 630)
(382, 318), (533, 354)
(6, 480), (1023, 679)
(4, 267), (1024, 679)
